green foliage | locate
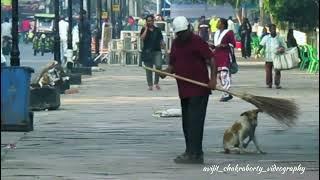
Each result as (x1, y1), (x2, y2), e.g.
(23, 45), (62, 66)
(207, 0), (257, 8)
(264, 0), (319, 30)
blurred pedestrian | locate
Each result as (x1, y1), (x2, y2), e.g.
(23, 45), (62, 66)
(286, 29), (298, 48)
(59, 16), (68, 63)
(1, 49), (7, 66)
(209, 16), (219, 40)
(252, 18), (259, 36)
(227, 16), (235, 33)
(140, 15), (166, 90)
(239, 18), (252, 58)
(212, 18), (236, 102)
(259, 24), (286, 89)
(1, 17), (12, 46)
(20, 18), (31, 43)
(127, 16), (135, 31)
(137, 15), (146, 31)
(260, 26), (269, 40)
(198, 16), (210, 42)
(160, 16), (216, 164)
(192, 18), (199, 34)
(1, 17), (12, 58)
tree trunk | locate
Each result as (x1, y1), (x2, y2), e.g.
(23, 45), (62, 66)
(269, 13), (274, 24)
(235, 8), (242, 24)
(259, 0), (264, 25)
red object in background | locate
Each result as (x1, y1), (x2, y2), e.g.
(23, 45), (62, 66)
(236, 41), (242, 49)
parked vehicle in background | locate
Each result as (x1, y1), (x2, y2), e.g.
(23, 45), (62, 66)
(32, 13), (55, 56)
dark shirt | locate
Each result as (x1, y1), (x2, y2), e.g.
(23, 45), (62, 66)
(239, 22), (252, 37)
(287, 37), (298, 48)
(140, 26), (163, 51)
(169, 34), (213, 99)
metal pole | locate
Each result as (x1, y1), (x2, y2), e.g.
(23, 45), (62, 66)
(79, 0), (84, 65)
(10, 0), (20, 66)
(157, 0), (160, 15)
(67, 0), (73, 49)
(96, 0), (102, 55)
(87, 0), (92, 62)
(259, 0), (264, 26)
(87, 0), (91, 20)
(54, 0), (61, 63)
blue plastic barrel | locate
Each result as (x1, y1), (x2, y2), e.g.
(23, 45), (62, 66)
(1, 66), (34, 131)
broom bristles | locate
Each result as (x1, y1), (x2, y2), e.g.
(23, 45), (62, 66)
(241, 94), (299, 127)
(142, 66), (300, 127)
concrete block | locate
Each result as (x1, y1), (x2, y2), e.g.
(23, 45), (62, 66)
(71, 67), (92, 75)
(55, 79), (70, 94)
(67, 73), (82, 85)
(30, 86), (60, 111)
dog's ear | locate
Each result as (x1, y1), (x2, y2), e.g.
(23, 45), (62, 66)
(240, 112), (248, 117)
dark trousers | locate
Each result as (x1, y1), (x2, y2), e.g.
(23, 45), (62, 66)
(144, 51), (162, 86)
(265, 62), (281, 86)
(241, 35), (251, 58)
(180, 95), (209, 155)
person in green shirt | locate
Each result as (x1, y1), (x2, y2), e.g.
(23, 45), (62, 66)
(209, 16), (219, 40)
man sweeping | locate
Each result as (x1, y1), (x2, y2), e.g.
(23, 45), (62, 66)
(160, 16), (216, 164)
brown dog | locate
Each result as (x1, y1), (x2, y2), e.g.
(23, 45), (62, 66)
(223, 109), (266, 154)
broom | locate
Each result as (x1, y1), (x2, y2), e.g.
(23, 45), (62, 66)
(143, 66), (299, 127)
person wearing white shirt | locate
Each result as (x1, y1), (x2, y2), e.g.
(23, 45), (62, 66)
(59, 17), (69, 62)
(1, 49), (7, 66)
(1, 17), (12, 46)
(259, 24), (286, 89)
(227, 16), (235, 33)
(72, 23), (79, 51)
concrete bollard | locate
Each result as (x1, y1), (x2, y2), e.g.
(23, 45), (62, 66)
(67, 73), (82, 85)
(55, 79), (70, 94)
(30, 86), (60, 111)
(71, 67), (92, 75)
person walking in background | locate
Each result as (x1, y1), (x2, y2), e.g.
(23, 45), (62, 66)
(137, 15), (146, 31)
(252, 18), (259, 36)
(1, 17), (12, 46)
(239, 18), (252, 58)
(127, 16), (135, 31)
(160, 16), (216, 164)
(72, 21), (79, 53)
(259, 24), (286, 89)
(192, 18), (199, 34)
(20, 18), (31, 43)
(140, 15), (165, 91)
(1, 49), (7, 66)
(227, 16), (235, 33)
(1, 17), (12, 60)
(286, 29), (298, 48)
(211, 18), (236, 102)
(209, 16), (219, 41)
(286, 28), (301, 60)
(260, 26), (269, 40)
(198, 16), (210, 42)
(59, 16), (69, 63)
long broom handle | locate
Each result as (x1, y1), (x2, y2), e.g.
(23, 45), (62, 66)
(143, 66), (237, 97)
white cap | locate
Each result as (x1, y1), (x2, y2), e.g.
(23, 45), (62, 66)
(172, 16), (189, 33)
